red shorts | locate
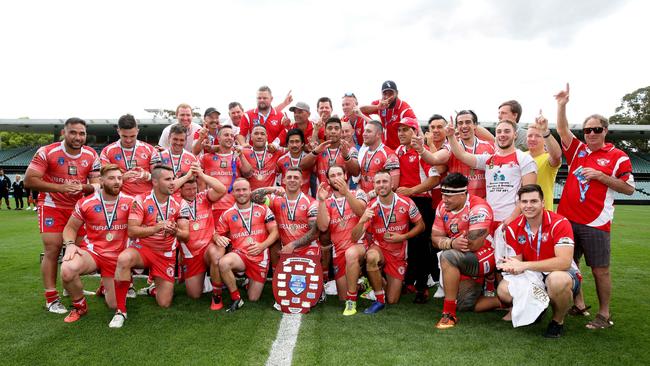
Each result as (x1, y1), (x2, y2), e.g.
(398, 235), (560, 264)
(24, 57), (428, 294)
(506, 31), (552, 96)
(182, 244), (210, 279)
(233, 250), (268, 284)
(371, 245), (407, 281)
(38, 205), (86, 237)
(474, 245), (496, 276)
(82, 247), (118, 278)
(292, 243), (321, 258)
(135, 245), (176, 283)
(332, 243), (367, 281)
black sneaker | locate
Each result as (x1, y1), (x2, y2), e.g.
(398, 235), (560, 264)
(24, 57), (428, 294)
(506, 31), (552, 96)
(413, 289), (429, 304)
(543, 320), (563, 338)
(226, 298), (244, 313)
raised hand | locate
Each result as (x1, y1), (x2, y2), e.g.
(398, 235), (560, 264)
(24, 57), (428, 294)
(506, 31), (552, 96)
(316, 182), (330, 202)
(554, 83), (570, 106)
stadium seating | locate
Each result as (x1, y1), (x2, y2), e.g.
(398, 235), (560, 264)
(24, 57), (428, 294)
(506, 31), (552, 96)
(1, 147), (38, 167)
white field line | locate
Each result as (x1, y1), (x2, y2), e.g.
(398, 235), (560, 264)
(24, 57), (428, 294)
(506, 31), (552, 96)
(265, 313), (303, 366)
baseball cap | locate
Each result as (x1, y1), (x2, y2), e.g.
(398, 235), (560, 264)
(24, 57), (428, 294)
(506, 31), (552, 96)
(381, 80), (397, 92)
(398, 117), (419, 130)
(289, 101), (310, 113)
(204, 107), (220, 117)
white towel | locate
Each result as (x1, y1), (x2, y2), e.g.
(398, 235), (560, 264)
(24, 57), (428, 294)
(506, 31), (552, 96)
(506, 270), (549, 327)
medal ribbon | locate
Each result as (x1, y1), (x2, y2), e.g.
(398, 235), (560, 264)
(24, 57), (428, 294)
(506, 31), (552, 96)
(254, 148), (267, 170)
(99, 192), (120, 231)
(379, 195), (397, 231)
(333, 194), (347, 219)
(363, 144), (382, 173)
(119, 141), (138, 170)
(525, 221), (543, 261)
(285, 193), (302, 221)
(326, 147), (340, 166)
(153, 193), (170, 222)
(236, 205), (253, 234)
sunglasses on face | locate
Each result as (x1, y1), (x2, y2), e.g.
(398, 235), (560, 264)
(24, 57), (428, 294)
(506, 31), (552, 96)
(583, 127), (605, 134)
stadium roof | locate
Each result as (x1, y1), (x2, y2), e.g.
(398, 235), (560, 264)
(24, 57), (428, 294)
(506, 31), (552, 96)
(0, 118), (648, 139)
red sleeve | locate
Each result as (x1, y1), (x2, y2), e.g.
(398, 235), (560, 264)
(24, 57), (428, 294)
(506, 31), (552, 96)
(551, 218), (574, 246)
(216, 212), (229, 235)
(72, 201), (85, 222)
(193, 130), (201, 140)
(407, 198), (422, 223)
(562, 136), (582, 165)
(239, 113), (251, 139)
(468, 203), (493, 231)
(432, 203), (446, 234)
(504, 224), (522, 255)
(27, 147), (49, 174)
(100, 146), (110, 166)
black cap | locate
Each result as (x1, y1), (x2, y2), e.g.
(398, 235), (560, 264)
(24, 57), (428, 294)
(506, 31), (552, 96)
(381, 80), (397, 92)
(204, 107), (220, 118)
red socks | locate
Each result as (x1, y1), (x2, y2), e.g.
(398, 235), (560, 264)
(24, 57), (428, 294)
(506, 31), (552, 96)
(72, 297), (88, 312)
(346, 291), (358, 302)
(230, 289), (241, 301)
(44, 289), (59, 304)
(443, 299), (457, 317)
(212, 282), (223, 296)
(375, 290), (385, 304)
(114, 280), (130, 313)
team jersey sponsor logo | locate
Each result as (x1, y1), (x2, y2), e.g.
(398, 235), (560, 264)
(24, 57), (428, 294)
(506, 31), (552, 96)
(45, 217), (54, 227)
(597, 158), (610, 166)
(517, 235), (526, 244)
(450, 223), (459, 234)
(408, 155), (417, 163)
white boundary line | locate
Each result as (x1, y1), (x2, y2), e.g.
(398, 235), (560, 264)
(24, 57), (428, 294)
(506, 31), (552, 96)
(265, 313), (303, 366)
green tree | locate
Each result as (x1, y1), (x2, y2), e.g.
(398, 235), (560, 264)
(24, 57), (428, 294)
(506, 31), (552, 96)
(609, 86), (650, 152)
(0, 132), (52, 149)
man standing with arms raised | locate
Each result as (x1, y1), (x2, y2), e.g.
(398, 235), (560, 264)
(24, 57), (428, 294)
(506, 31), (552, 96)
(25, 118), (101, 314)
(554, 83), (635, 329)
(110, 165), (190, 328)
(237, 86), (292, 147)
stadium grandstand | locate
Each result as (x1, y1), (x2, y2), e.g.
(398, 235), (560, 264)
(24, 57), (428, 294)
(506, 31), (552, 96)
(1, 117), (649, 203)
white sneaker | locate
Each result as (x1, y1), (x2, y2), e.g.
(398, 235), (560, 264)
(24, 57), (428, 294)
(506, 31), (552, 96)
(46, 299), (68, 314)
(433, 285), (445, 298)
(82, 289), (96, 296)
(109, 311), (127, 328)
(127, 287), (137, 299)
(33, 207), (38, 211)
(137, 283), (155, 296)
(324, 280), (338, 296)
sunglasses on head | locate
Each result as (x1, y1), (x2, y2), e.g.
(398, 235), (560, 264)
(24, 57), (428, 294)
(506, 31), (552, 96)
(343, 92), (356, 98)
(583, 127), (605, 134)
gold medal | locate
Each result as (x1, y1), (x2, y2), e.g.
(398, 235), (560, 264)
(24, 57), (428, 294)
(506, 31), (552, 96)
(384, 232), (392, 240)
(256, 174), (264, 181)
(106, 233), (114, 241)
(247, 237), (254, 244)
(339, 221), (347, 228)
(192, 222), (200, 231)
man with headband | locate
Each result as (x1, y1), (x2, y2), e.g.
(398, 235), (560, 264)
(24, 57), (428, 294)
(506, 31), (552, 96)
(431, 173), (495, 329)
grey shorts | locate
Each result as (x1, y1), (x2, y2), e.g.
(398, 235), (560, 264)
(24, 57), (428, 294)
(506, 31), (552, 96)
(571, 222), (610, 267)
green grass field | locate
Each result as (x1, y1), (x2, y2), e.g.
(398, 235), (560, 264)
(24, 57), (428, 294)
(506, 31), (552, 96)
(1, 206), (649, 365)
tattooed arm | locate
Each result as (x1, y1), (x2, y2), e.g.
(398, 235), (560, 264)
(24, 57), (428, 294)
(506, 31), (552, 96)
(250, 187), (284, 204)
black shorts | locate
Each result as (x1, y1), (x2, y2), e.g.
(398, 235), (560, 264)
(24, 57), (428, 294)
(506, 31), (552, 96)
(571, 222), (610, 268)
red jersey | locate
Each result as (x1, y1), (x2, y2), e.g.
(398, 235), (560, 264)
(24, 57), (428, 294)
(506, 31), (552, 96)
(341, 114), (366, 147)
(276, 151), (311, 194)
(505, 210), (575, 263)
(371, 98), (416, 150)
(199, 151), (242, 212)
(395, 145), (438, 197)
(325, 190), (368, 256)
(129, 191), (187, 254)
(159, 149), (197, 178)
(364, 194), (422, 258)
(239, 108), (287, 145)
(558, 137), (635, 231)
(73, 191), (134, 259)
(179, 191), (215, 258)
(27, 141), (101, 209)
(241, 147), (282, 190)
(216, 203), (276, 264)
(315, 145), (359, 185)
(433, 195), (494, 252)
(445, 137), (494, 198)
(100, 140), (160, 196)
(268, 193), (319, 255)
(358, 144), (400, 193)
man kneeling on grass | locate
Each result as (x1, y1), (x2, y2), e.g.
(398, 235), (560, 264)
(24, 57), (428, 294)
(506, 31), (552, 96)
(498, 184), (581, 338)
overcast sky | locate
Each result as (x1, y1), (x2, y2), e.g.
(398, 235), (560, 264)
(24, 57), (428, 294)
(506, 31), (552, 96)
(1, 0), (648, 125)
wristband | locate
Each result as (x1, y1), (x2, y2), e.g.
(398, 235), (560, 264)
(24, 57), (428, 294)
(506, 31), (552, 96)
(343, 155), (351, 161)
(543, 131), (551, 138)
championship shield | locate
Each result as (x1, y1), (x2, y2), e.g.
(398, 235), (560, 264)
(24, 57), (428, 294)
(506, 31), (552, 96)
(272, 253), (323, 314)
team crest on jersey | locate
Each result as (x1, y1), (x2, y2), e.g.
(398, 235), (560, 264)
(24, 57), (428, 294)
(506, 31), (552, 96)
(254, 211), (261, 217)
(398, 266), (406, 275)
(299, 204), (307, 211)
(281, 203), (286, 210)
(330, 202), (336, 208)
(166, 266), (174, 278)
(408, 155), (417, 163)
(162, 158), (170, 164)
(542, 233), (549, 242)
(597, 158), (610, 166)
(391, 115), (397, 122)
(322, 152), (327, 157)
(147, 205), (154, 214)
(253, 119), (259, 125)
(232, 215), (238, 222)
(284, 162), (290, 168)
(270, 120), (278, 126)
(45, 217), (54, 227)
(121, 203), (129, 211)
(518, 235), (526, 244)
(57, 157), (65, 165)
(141, 153), (147, 159)
(81, 160), (89, 167)
(94, 205), (102, 212)
(374, 158), (381, 165)
(399, 207), (406, 214)
(450, 223), (459, 234)
(443, 214), (449, 222)
(184, 159), (191, 165)
(213, 155), (219, 161)
(115, 154), (123, 161)
(462, 214), (469, 221)
(577, 150), (587, 158)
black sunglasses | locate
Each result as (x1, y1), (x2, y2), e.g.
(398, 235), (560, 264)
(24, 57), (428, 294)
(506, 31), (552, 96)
(583, 127), (605, 134)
